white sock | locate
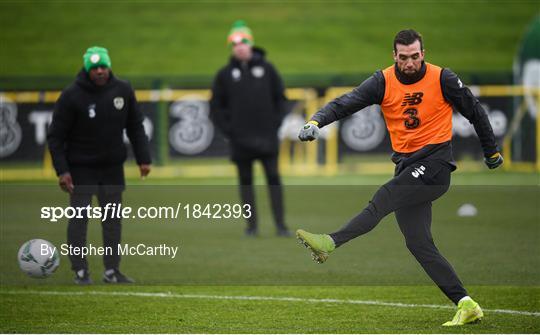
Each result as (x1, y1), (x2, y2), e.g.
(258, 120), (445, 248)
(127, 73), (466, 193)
(459, 296), (472, 303)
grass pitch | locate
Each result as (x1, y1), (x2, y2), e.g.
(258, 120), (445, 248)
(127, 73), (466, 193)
(0, 171), (538, 333)
(1, 286), (539, 333)
(0, 1), (537, 78)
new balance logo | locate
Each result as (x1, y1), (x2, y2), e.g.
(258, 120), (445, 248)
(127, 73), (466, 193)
(411, 165), (426, 178)
(401, 92), (424, 106)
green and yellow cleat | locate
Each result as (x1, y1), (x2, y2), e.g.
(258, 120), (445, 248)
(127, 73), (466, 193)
(442, 298), (484, 326)
(296, 229), (335, 264)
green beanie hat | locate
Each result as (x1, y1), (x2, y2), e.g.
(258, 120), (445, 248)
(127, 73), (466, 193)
(227, 20), (254, 46)
(83, 46), (111, 72)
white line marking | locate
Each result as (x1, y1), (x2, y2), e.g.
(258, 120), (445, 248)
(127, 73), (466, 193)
(2, 290), (539, 317)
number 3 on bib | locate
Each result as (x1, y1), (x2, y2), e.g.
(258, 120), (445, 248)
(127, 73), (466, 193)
(403, 108), (420, 129)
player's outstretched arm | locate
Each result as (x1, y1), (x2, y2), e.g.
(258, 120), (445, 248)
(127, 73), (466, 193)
(298, 72), (385, 142)
(441, 69), (503, 169)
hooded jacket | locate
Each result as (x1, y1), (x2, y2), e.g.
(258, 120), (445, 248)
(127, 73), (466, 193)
(47, 69), (151, 176)
(210, 47), (286, 159)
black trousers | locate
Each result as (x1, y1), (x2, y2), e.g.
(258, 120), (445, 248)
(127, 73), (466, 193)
(330, 160), (467, 304)
(234, 154), (285, 231)
(67, 166), (125, 272)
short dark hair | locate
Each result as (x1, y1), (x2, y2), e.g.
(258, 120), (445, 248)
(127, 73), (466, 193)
(393, 29), (423, 52)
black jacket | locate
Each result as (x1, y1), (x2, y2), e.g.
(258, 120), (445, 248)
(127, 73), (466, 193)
(47, 69), (151, 176)
(210, 47), (286, 159)
(310, 62), (499, 172)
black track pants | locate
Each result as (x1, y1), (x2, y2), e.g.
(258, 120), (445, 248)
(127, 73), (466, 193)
(235, 154), (285, 231)
(67, 189), (123, 271)
(330, 160), (467, 304)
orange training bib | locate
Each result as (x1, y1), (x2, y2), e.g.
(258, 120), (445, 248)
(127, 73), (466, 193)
(381, 63), (453, 153)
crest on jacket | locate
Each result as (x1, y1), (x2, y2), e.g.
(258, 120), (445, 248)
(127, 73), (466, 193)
(231, 68), (241, 81)
(251, 66), (265, 78)
(113, 97), (124, 110)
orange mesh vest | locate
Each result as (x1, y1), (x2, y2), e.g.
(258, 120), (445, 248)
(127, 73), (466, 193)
(381, 63), (453, 153)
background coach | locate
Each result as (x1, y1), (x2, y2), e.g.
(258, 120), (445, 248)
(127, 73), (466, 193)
(47, 46), (151, 284)
(210, 20), (290, 237)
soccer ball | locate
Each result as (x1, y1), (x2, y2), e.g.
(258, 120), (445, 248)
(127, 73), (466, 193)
(17, 239), (60, 278)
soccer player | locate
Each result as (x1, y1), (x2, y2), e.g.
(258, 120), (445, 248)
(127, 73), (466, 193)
(296, 29), (503, 326)
(47, 46), (151, 284)
(210, 20), (290, 237)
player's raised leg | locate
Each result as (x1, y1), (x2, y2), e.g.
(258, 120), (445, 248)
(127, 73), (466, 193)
(296, 174), (399, 263)
(297, 161), (449, 262)
(296, 229), (335, 263)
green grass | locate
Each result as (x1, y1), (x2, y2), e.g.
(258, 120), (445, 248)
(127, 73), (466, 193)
(0, 172), (538, 332)
(0, 1), (538, 79)
(1, 286), (539, 333)
(1, 2), (538, 331)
